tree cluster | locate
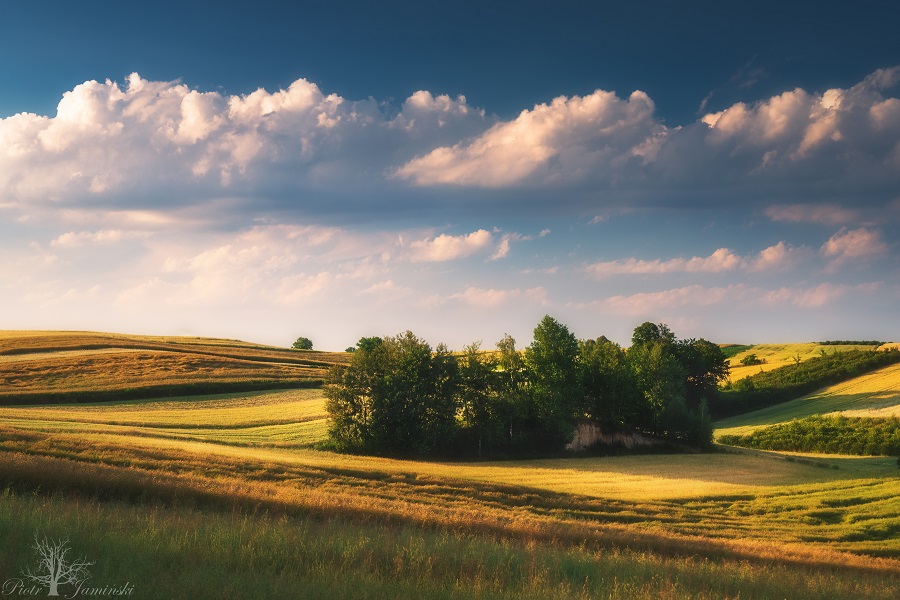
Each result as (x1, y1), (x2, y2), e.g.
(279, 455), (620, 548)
(718, 416), (900, 456)
(324, 317), (728, 458)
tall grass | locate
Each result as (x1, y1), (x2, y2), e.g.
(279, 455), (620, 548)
(2, 490), (894, 599)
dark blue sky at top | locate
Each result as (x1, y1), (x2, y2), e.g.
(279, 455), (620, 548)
(2, 0), (898, 124)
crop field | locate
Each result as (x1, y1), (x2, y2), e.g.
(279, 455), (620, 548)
(715, 362), (900, 437)
(0, 331), (348, 403)
(726, 343), (882, 382)
(0, 332), (898, 598)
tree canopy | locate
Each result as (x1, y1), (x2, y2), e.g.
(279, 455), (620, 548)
(324, 317), (728, 457)
(292, 337), (314, 350)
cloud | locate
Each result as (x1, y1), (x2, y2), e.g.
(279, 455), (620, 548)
(764, 203), (860, 226)
(600, 282), (856, 316)
(408, 229), (494, 262)
(450, 286), (547, 308)
(746, 242), (810, 272)
(821, 227), (889, 266)
(396, 89), (667, 187)
(0, 73), (488, 222)
(50, 229), (151, 248)
(586, 248), (742, 278)
(2, 68), (900, 224)
(586, 242), (811, 278)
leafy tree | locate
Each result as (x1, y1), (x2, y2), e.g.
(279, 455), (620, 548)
(495, 333), (530, 447)
(676, 338), (729, 409)
(325, 332), (458, 456)
(292, 336), (314, 350)
(457, 341), (500, 457)
(356, 336), (383, 352)
(627, 339), (686, 434)
(525, 315), (582, 448)
(740, 353), (764, 366)
(324, 337), (388, 451)
(579, 337), (640, 428)
(631, 322), (676, 347)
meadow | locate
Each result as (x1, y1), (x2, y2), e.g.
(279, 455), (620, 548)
(725, 342), (883, 382)
(714, 362), (900, 437)
(0, 331), (898, 598)
(0, 331), (346, 404)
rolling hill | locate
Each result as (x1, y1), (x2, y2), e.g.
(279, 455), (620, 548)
(0, 330), (349, 404)
(0, 331), (897, 598)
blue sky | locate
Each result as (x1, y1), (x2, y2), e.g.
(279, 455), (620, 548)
(1, 1), (898, 349)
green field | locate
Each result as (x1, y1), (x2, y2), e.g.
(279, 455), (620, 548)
(715, 362), (900, 437)
(726, 343), (883, 382)
(0, 332), (898, 598)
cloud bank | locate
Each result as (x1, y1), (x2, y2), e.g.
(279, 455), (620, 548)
(2, 68), (899, 225)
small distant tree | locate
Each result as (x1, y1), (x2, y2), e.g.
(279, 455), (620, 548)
(740, 353), (764, 366)
(292, 336), (314, 350)
(345, 347), (356, 353)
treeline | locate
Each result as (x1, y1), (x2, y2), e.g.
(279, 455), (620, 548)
(719, 416), (900, 456)
(323, 317), (728, 458)
(819, 340), (885, 346)
(711, 349), (900, 418)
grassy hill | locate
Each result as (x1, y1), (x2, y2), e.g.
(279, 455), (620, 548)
(715, 362), (900, 438)
(726, 342), (884, 382)
(0, 332), (897, 598)
(0, 330), (349, 404)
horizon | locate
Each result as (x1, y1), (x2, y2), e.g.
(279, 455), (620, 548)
(2, 1), (898, 351)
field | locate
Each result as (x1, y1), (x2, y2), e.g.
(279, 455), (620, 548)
(714, 362), (900, 437)
(0, 332), (898, 598)
(0, 331), (347, 403)
(725, 343), (883, 382)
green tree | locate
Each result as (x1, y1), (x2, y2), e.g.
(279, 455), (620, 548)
(495, 333), (529, 448)
(324, 337), (387, 451)
(458, 341), (500, 457)
(631, 322), (676, 347)
(525, 316), (582, 448)
(292, 336), (313, 350)
(676, 338), (729, 409)
(627, 339), (686, 434)
(324, 332), (460, 456)
(579, 336), (641, 428)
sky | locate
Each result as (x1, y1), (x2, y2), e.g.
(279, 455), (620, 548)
(1, 0), (899, 350)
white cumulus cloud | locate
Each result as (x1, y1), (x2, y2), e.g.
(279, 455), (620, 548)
(396, 89), (666, 187)
(408, 230), (494, 262)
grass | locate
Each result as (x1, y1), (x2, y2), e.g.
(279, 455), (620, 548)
(726, 343), (883, 382)
(715, 362), (900, 437)
(2, 491), (894, 600)
(0, 331), (348, 404)
(0, 331), (898, 598)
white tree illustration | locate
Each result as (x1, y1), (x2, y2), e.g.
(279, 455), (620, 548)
(23, 535), (93, 597)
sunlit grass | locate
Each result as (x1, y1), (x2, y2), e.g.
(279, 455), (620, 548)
(1, 331), (898, 597)
(726, 343), (882, 382)
(715, 363), (900, 437)
(0, 331), (349, 403)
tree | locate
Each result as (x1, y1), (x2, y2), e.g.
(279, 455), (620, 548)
(631, 322), (676, 347)
(676, 338), (729, 409)
(458, 341), (500, 457)
(24, 535), (93, 597)
(579, 337), (641, 428)
(292, 336), (313, 350)
(495, 333), (530, 448)
(324, 336), (388, 451)
(525, 316), (582, 448)
(324, 331), (459, 456)
(627, 339), (686, 434)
